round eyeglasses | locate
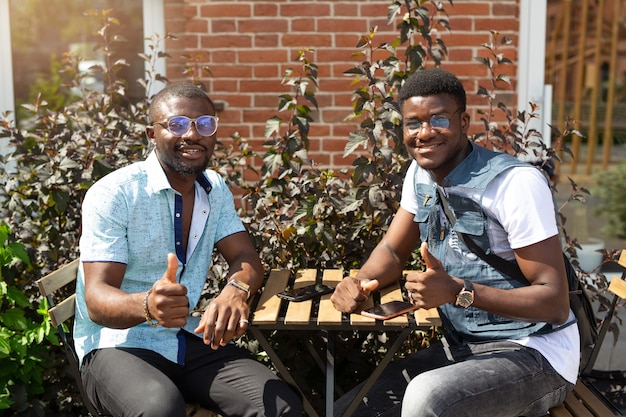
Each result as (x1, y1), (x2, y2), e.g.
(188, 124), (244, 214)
(153, 115), (219, 137)
(403, 108), (462, 134)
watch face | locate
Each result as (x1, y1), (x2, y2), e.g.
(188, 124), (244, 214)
(457, 291), (474, 308)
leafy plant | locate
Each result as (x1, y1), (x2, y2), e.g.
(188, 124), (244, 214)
(594, 163), (626, 240)
(0, 221), (56, 414)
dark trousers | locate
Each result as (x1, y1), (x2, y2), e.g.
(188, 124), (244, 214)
(80, 331), (303, 417)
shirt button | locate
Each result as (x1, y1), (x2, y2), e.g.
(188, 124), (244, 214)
(176, 213), (181, 217)
(176, 241), (181, 246)
(193, 234), (198, 239)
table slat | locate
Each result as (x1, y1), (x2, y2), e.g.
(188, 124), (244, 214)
(415, 308), (441, 326)
(318, 269), (343, 326)
(252, 269), (291, 325)
(284, 269), (317, 325)
(346, 270), (376, 326)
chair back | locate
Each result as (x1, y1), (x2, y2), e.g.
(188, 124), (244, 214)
(36, 259), (104, 417)
(582, 249), (626, 374)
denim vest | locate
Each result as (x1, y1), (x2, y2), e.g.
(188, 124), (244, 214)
(413, 142), (552, 345)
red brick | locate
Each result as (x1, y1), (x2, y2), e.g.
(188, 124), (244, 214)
(199, 4), (251, 18)
(281, 3), (332, 17)
(212, 19), (238, 33)
(283, 34), (333, 47)
(292, 18), (316, 32)
(254, 34), (280, 48)
(239, 19), (289, 33)
(201, 35), (252, 49)
(318, 19), (369, 32)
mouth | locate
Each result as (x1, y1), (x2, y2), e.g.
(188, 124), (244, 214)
(176, 145), (206, 159)
(415, 142), (444, 153)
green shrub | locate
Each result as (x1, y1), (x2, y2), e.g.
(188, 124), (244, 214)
(0, 221), (53, 414)
(594, 163), (626, 240)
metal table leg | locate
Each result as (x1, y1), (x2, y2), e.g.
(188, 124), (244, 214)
(341, 328), (412, 417)
(248, 327), (320, 417)
(326, 330), (335, 417)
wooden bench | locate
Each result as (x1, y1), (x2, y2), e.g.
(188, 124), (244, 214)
(36, 259), (218, 417)
(543, 381), (619, 416)
(541, 248), (626, 417)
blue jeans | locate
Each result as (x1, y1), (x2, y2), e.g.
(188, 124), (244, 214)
(335, 339), (573, 417)
(80, 330), (302, 417)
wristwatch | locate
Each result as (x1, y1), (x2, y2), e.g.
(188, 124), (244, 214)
(226, 279), (251, 298)
(455, 280), (474, 308)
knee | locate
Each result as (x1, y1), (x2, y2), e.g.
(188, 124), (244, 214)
(266, 381), (303, 417)
(401, 374), (444, 417)
(138, 382), (187, 417)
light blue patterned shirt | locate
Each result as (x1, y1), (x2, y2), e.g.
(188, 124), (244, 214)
(74, 151), (245, 365)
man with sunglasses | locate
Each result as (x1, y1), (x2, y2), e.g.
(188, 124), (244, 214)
(332, 69), (578, 416)
(74, 82), (302, 417)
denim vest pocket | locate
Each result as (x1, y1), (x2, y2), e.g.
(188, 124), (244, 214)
(414, 185), (437, 239)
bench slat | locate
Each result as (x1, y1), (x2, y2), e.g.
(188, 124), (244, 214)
(541, 380), (618, 417)
(36, 259), (80, 296)
(562, 393), (596, 417)
(608, 275), (626, 300)
(545, 403), (573, 417)
(48, 294), (76, 328)
(571, 381), (615, 416)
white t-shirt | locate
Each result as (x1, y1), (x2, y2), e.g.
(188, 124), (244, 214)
(401, 160), (580, 384)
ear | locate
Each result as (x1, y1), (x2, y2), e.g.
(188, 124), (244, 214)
(460, 111), (471, 134)
(146, 125), (156, 144)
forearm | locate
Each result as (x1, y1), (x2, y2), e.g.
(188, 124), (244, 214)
(225, 253), (264, 295)
(85, 285), (147, 329)
(471, 282), (570, 325)
(357, 242), (408, 288)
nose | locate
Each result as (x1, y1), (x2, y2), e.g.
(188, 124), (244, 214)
(182, 121), (202, 139)
(414, 124), (436, 141)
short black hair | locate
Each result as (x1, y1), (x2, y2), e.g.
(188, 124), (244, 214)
(148, 82), (215, 123)
(398, 68), (466, 112)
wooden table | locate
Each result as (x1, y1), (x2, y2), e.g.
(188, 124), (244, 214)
(248, 269), (441, 417)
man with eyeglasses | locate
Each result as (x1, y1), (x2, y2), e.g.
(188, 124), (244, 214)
(74, 82), (302, 417)
(332, 69), (578, 417)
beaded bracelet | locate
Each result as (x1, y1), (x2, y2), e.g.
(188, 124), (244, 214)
(143, 289), (160, 327)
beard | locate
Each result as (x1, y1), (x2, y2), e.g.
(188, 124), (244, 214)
(168, 156), (209, 176)
(155, 145), (210, 177)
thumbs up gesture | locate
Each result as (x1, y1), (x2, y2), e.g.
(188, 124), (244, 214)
(405, 242), (459, 309)
(145, 253), (189, 327)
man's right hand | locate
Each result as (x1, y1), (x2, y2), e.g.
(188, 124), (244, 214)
(330, 277), (378, 313)
(146, 253), (189, 327)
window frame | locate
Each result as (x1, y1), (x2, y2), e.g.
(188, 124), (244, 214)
(0, 0), (165, 121)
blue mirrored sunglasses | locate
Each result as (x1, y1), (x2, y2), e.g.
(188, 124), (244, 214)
(404, 108), (462, 133)
(154, 115), (219, 137)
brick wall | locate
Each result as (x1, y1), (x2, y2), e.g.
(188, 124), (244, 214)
(162, 0), (520, 171)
